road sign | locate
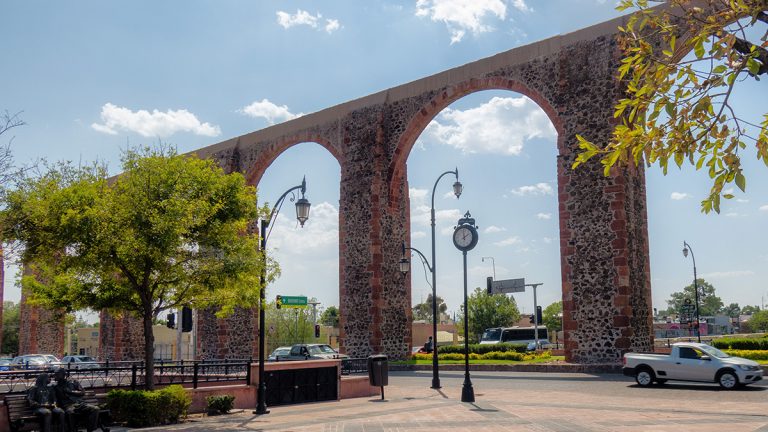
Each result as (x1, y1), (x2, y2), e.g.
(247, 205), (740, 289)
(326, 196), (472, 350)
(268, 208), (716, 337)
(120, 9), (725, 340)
(279, 295), (308, 308)
(490, 278), (526, 294)
(679, 301), (695, 324)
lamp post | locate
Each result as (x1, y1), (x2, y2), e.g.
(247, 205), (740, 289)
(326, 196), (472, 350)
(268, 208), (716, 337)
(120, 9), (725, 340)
(481, 256), (495, 280)
(254, 177), (311, 416)
(682, 241), (701, 343)
(427, 168), (462, 389)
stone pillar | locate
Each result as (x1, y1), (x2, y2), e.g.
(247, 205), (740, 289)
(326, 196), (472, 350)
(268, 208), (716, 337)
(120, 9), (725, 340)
(18, 288), (64, 357)
(196, 307), (258, 360)
(98, 311), (145, 361)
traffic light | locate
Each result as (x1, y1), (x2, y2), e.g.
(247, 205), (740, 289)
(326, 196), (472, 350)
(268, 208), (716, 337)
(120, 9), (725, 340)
(486, 277), (493, 295)
(276, 295), (282, 309)
(536, 306), (543, 325)
(314, 324), (321, 338)
(529, 314), (535, 324)
(166, 313), (176, 329)
(181, 306), (193, 332)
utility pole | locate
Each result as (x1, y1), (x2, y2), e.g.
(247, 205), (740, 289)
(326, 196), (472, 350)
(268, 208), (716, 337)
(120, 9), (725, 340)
(308, 300), (321, 324)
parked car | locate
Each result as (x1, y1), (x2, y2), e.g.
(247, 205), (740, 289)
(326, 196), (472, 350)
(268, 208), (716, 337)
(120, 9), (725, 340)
(623, 342), (763, 389)
(61, 355), (100, 370)
(267, 346), (292, 362)
(0, 358), (12, 371)
(10, 354), (61, 370)
(282, 344), (349, 361)
(526, 340), (553, 351)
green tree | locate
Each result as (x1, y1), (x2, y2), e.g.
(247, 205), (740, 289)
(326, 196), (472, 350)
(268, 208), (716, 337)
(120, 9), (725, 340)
(458, 288), (520, 343)
(742, 305), (761, 315)
(412, 294), (447, 322)
(320, 305), (339, 327)
(574, 0), (768, 213)
(722, 302), (741, 317)
(542, 301), (563, 334)
(266, 300), (316, 353)
(0, 147), (265, 389)
(1, 301), (19, 355)
(747, 309), (768, 332)
(666, 279), (724, 317)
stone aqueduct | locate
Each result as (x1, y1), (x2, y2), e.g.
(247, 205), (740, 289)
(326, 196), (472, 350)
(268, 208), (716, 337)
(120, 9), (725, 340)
(16, 11), (655, 364)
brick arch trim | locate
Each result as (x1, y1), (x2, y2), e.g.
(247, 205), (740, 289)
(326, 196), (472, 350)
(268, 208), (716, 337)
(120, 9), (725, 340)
(387, 77), (565, 208)
(244, 135), (341, 186)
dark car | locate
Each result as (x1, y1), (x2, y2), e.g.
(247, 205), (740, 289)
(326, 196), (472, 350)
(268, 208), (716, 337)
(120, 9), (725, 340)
(282, 344), (349, 361)
(0, 358), (12, 371)
(61, 355), (100, 370)
(267, 346), (292, 362)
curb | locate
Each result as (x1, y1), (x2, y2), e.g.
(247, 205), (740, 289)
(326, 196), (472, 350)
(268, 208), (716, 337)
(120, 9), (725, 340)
(390, 363), (623, 374)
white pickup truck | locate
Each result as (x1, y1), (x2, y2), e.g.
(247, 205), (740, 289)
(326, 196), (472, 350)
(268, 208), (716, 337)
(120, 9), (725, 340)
(622, 342), (763, 389)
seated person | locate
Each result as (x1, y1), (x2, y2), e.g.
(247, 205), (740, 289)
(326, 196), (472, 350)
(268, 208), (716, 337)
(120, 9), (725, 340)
(27, 373), (65, 432)
(53, 368), (100, 432)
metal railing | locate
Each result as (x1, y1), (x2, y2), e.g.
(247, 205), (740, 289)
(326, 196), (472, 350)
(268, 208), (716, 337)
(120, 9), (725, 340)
(0, 359), (251, 394)
(340, 358), (368, 376)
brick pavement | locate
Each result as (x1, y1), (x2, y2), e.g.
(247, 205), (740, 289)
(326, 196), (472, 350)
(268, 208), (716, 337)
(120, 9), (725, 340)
(126, 377), (768, 432)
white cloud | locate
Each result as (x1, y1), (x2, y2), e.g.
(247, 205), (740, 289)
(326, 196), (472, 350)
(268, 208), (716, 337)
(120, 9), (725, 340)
(700, 270), (755, 279)
(510, 183), (553, 196)
(670, 192), (690, 201)
(737, 198), (749, 203)
(276, 9), (341, 34)
(409, 187), (461, 229)
(415, 0), (522, 44)
(411, 231), (427, 239)
(239, 99), (303, 125)
(494, 236), (521, 247)
(484, 225), (506, 234)
(760, 204), (768, 212)
(91, 103), (221, 137)
(542, 237), (553, 244)
(536, 213), (552, 220)
(422, 96), (555, 155)
(269, 201), (338, 255)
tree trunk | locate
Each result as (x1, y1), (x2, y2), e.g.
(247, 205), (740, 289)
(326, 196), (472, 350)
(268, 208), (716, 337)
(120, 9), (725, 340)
(143, 309), (155, 391)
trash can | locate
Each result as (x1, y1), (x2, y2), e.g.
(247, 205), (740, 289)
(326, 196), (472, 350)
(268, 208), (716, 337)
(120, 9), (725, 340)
(367, 354), (388, 400)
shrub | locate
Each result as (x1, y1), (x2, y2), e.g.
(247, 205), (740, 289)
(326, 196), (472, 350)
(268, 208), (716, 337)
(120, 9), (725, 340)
(712, 337), (768, 350)
(411, 350), (550, 362)
(206, 394), (236, 415)
(724, 349), (768, 361)
(438, 343), (528, 355)
(107, 385), (191, 427)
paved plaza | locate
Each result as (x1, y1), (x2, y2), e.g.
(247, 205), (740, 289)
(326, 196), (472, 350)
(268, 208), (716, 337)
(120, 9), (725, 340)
(127, 371), (768, 431)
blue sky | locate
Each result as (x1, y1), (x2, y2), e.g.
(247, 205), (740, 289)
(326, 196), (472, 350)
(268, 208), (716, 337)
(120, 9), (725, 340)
(2, 1), (767, 322)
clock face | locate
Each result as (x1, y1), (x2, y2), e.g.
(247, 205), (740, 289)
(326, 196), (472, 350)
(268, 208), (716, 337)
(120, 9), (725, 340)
(453, 225), (478, 251)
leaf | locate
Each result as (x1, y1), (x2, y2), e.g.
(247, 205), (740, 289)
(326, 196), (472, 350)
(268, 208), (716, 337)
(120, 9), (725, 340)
(735, 172), (746, 192)
(712, 65), (727, 74)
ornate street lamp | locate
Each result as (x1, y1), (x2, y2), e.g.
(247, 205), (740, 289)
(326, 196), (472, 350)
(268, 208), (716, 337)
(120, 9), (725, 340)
(427, 168), (461, 389)
(481, 256), (495, 280)
(682, 241), (701, 343)
(254, 177), (311, 416)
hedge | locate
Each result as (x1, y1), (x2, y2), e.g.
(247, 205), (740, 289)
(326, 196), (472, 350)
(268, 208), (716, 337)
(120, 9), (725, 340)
(438, 343), (528, 355)
(712, 337), (768, 351)
(206, 394), (236, 415)
(107, 384), (192, 427)
(413, 351), (550, 362)
(724, 349), (768, 361)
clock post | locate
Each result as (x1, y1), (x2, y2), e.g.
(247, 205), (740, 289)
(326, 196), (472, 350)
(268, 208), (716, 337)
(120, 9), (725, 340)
(453, 211), (478, 403)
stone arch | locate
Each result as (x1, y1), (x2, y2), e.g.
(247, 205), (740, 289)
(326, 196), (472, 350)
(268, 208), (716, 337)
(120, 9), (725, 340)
(241, 134), (342, 187)
(387, 77), (565, 210)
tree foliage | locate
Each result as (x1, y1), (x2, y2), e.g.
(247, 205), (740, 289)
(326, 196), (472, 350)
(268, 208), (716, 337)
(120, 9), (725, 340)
(741, 304), (762, 314)
(746, 309), (768, 331)
(542, 301), (563, 334)
(1, 301), (19, 355)
(265, 299), (319, 353)
(458, 288), (520, 343)
(666, 278), (724, 316)
(412, 294), (448, 322)
(574, 0), (768, 213)
(0, 147), (266, 389)
(320, 305), (339, 327)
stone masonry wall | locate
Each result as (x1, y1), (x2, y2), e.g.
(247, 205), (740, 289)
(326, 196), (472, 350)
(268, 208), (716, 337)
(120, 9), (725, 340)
(18, 288), (64, 357)
(98, 311), (145, 361)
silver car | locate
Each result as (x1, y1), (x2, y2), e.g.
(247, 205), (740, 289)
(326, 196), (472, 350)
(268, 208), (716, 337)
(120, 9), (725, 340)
(61, 355), (100, 370)
(10, 354), (60, 370)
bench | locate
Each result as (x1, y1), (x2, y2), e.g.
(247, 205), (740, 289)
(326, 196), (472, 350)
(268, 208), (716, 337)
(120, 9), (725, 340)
(5, 391), (111, 432)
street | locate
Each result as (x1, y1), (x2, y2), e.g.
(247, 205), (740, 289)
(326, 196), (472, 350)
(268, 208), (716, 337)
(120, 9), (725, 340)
(140, 370), (768, 431)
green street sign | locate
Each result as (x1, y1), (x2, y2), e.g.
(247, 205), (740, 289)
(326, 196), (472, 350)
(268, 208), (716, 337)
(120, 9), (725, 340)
(276, 295), (307, 309)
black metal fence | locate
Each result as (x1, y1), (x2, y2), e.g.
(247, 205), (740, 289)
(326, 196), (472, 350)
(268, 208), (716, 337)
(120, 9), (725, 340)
(340, 358), (368, 376)
(0, 359), (251, 394)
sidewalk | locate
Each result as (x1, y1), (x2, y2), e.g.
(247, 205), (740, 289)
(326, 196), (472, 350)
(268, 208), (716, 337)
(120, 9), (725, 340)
(131, 376), (768, 432)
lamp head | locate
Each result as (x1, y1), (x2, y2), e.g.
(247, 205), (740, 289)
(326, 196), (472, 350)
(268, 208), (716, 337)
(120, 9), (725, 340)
(399, 257), (410, 274)
(682, 245), (689, 258)
(295, 197), (311, 227)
